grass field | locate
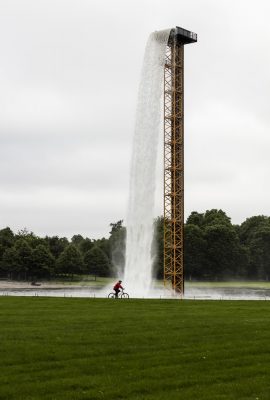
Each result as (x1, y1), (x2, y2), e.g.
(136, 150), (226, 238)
(1, 298), (270, 399)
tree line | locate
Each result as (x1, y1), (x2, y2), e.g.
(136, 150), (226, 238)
(0, 222), (124, 281)
(0, 209), (270, 281)
(154, 209), (270, 281)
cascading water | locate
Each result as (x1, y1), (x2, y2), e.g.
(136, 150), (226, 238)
(124, 29), (170, 297)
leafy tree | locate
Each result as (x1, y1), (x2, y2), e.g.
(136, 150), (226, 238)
(1, 247), (20, 278)
(203, 209), (231, 227)
(94, 237), (110, 260)
(186, 210), (231, 228)
(239, 216), (270, 245)
(79, 238), (93, 255)
(30, 245), (55, 279)
(109, 220), (124, 235)
(56, 244), (85, 276)
(6, 239), (33, 279)
(184, 224), (206, 280)
(84, 246), (111, 278)
(0, 228), (15, 274)
(0, 227), (15, 249)
(204, 224), (243, 280)
(184, 209), (247, 280)
(238, 216), (270, 278)
(16, 229), (45, 248)
(248, 226), (270, 280)
(45, 236), (69, 259)
(186, 212), (204, 227)
(71, 234), (84, 247)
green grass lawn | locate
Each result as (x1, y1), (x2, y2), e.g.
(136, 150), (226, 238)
(1, 298), (270, 399)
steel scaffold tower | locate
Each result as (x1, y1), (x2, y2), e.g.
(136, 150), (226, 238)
(164, 27), (197, 296)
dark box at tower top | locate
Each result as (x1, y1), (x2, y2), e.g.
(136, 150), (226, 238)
(169, 26), (197, 45)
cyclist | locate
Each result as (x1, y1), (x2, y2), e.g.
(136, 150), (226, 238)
(113, 280), (124, 298)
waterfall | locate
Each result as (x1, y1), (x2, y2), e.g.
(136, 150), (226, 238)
(124, 29), (170, 297)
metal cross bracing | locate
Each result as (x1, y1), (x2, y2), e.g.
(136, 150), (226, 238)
(163, 40), (184, 296)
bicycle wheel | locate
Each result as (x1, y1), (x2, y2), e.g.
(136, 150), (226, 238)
(121, 292), (129, 299)
(108, 293), (116, 299)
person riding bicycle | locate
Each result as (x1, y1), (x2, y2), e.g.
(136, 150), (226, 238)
(113, 280), (124, 298)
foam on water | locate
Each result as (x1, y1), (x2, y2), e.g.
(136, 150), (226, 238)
(123, 29), (170, 298)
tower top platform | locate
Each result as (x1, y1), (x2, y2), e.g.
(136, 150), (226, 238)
(169, 26), (197, 45)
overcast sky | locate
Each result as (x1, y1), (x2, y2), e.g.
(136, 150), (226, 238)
(0, 0), (270, 238)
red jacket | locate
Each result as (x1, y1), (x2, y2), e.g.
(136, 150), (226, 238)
(114, 282), (123, 290)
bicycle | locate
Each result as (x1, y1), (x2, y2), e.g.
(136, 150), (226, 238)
(108, 289), (129, 299)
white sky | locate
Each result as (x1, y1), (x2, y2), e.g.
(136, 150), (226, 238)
(0, 0), (270, 238)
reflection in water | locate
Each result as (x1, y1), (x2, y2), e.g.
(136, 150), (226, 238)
(0, 287), (98, 298)
(185, 286), (270, 300)
(1, 286), (270, 300)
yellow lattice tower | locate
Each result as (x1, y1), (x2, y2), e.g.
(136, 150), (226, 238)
(164, 27), (197, 296)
